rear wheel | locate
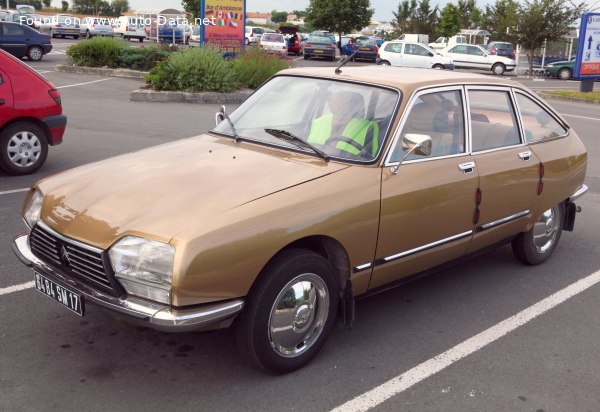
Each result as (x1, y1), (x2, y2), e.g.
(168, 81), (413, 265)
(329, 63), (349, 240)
(512, 203), (564, 265)
(492, 62), (506, 75)
(27, 46), (44, 61)
(557, 68), (572, 80)
(432, 64), (444, 70)
(0, 122), (48, 175)
(85, 30), (91, 39)
(378, 60), (391, 66)
(235, 249), (339, 374)
(303, 53), (309, 60)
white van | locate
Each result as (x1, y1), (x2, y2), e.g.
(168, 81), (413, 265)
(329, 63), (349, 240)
(398, 33), (429, 44)
(114, 16), (146, 42)
(428, 35), (467, 50)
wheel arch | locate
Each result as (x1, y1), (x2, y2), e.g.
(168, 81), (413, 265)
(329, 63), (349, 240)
(0, 117), (51, 145)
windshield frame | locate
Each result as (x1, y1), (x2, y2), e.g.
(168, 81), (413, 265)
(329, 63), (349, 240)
(209, 74), (403, 165)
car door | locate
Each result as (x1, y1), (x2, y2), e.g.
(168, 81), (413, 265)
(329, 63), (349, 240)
(446, 45), (469, 68)
(466, 87), (541, 252)
(0, 22), (28, 57)
(0, 66), (14, 126)
(369, 87), (478, 289)
(383, 42), (403, 65)
(467, 45), (490, 70)
(403, 43), (433, 68)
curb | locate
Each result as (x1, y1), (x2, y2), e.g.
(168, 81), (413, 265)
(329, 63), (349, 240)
(56, 65), (148, 79)
(130, 89), (254, 104)
(537, 91), (600, 105)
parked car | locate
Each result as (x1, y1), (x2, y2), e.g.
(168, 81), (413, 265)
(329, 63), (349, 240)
(188, 26), (200, 46)
(428, 35), (467, 50)
(0, 49), (66, 175)
(47, 14), (80, 39)
(485, 41), (515, 60)
(113, 16), (146, 42)
(303, 34), (336, 61)
(12, 66), (587, 374)
(146, 21), (183, 43)
(245, 26), (264, 45)
(397, 33), (429, 44)
(0, 21), (52, 61)
(259, 32), (287, 56)
(279, 25), (301, 55)
(545, 59), (575, 80)
(80, 17), (114, 38)
(377, 41), (454, 69)
(350, 36), (380, 62)
(441, 44), (516, 75)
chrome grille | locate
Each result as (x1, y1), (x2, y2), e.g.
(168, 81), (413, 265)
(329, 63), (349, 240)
(29, 224), (114, 290)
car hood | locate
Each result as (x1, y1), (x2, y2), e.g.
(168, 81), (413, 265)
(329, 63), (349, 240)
(37, 135), (348, 249)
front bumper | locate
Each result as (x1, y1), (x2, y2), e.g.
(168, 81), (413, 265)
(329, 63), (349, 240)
(12, 234), (244, 332)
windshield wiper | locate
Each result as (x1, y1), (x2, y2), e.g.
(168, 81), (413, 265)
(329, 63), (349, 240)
(218, 105), (241, 142)
(264, 128), (329, 162)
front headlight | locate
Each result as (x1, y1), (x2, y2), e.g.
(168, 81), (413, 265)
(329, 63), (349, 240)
(109, 236), (175, 305)
(23, 190), (43, 229)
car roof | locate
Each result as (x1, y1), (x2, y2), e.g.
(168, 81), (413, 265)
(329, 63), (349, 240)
(279, 66), (516, 93)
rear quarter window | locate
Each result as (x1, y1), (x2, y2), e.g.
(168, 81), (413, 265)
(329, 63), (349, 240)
(515, 93), (568, 142)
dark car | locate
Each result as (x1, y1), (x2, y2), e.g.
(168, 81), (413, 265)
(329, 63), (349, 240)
(353, 36), (380, 62)
(545, 59), (575, 80)
(0, 21), (52, 61)
(303, 35), (336, 61)
(485, 41), (515, 60)
(0, 49), (66, 175)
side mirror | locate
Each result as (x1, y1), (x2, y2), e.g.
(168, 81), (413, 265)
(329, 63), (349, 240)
(401, 133), (432, 157)
(215, 105), (226, 126)
(428, 52), (434, 57)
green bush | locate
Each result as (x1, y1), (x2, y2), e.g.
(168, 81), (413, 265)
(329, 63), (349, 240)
(231, 47), (291, 89)
(146, 47), (238, 93)
(116, 47), (172, 71)
(66, 37), (128, 68)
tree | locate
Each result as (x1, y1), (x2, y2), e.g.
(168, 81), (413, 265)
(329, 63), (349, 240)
(111, 0), (129, 15)
(482, 0), (519, 41)
(42, 0), (52, 7)
(412, 0), (439, 38)
(271, 10), (288, 23)
(435, 3), (461, 38)
(457, 0), (483, 29)
(61, 0), (68, 11)
(514, 0), (585, 75)
(8, 0), (42, 9)
(392, 0), (418, 35)
(305, 0), (374, 44)
(181, 0), (200, 19)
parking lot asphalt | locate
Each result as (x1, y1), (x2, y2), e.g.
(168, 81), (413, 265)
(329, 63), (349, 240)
(1, 44), (600, 411)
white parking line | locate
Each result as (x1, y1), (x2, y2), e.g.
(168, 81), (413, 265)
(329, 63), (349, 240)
(0, 188), (28, 196)
(0, 281), (35, 297)
(332, 268), (600, 412)
(56, 78), (112, 89)
(561, 113), (600, 122)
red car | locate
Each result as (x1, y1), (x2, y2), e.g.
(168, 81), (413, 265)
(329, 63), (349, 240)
(279, 25), (301, 55)
(0, 49), (66, 175)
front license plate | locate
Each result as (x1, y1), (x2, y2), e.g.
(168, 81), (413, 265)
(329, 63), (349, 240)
(34, 271), (84, 316)
(314, 49), (323, 53)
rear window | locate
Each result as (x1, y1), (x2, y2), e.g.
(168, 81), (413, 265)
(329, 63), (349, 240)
(308, 35), (332, 44)
(262, 34), (283, 42)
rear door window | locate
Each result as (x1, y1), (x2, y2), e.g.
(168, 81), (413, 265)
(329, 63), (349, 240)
(469, 89), (521, 152)
(514, 92), (568, 142)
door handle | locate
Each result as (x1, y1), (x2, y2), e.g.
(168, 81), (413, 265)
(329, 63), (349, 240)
(458, 162), (476, 174)
(518, 151), (532, 161)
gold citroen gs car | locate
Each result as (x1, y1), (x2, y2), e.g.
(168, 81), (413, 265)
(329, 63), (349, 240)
(13, 66), (587, 373)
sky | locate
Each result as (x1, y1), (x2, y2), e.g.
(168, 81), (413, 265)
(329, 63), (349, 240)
(124, 0), (400, 22)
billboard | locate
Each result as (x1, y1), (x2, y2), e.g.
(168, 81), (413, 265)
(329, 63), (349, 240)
(574, 12), (600, 79)
(200, 0), (246, 54)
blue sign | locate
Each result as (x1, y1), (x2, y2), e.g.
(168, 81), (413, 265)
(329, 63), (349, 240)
(574, 12), (600, 79)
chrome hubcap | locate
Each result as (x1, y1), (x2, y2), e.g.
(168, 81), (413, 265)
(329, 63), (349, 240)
(268, 273), (329, 358)
(30, 48), (42, 60)
(532, 206), (559, 253)
(7, 131), (41, 168)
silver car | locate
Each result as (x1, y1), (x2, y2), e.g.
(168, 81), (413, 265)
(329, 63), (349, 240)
(80, 17), (114, 38)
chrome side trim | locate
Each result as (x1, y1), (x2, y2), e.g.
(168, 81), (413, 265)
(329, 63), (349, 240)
(12, 234), (244, 332)
(569, 184), (588, 202)
(478, 210), (530, 232)
(353, 262), (372, 273)
(381, 230), (473, 263)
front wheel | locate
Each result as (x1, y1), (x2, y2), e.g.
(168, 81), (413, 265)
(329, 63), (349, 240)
(379, 60), (391, 66)
(512, 203), (564, 265)
(235, 249), (339, 374)
(491, 63), (506, 75)
(432, 64), (444, 70)
(558, 68), (572, 80)
(0, 122), (48, 175)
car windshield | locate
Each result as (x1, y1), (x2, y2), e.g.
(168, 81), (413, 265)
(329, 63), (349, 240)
(262, 34), (283, 42)
(309, 35), (332, 44)
(212, 76), (400, 163)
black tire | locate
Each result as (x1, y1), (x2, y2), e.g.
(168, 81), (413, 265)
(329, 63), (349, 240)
(85, 30), (91, 39)
(558, 68), (572, 80)
(0, 122), (49, 175)
(235, 248), (339, 374)
(139, 37), (144, 43)
(432, 64), (444, 70)
(303, 53), (309, 60)
(378, 60), (391, 66)
(73, 35), (80, 39)
(26, 46), (44, 61)
(512, 203), (564, 265)
(245, 38), (250, 46)
(492, 62), (506, 75)
(51, 30), (56, 38)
